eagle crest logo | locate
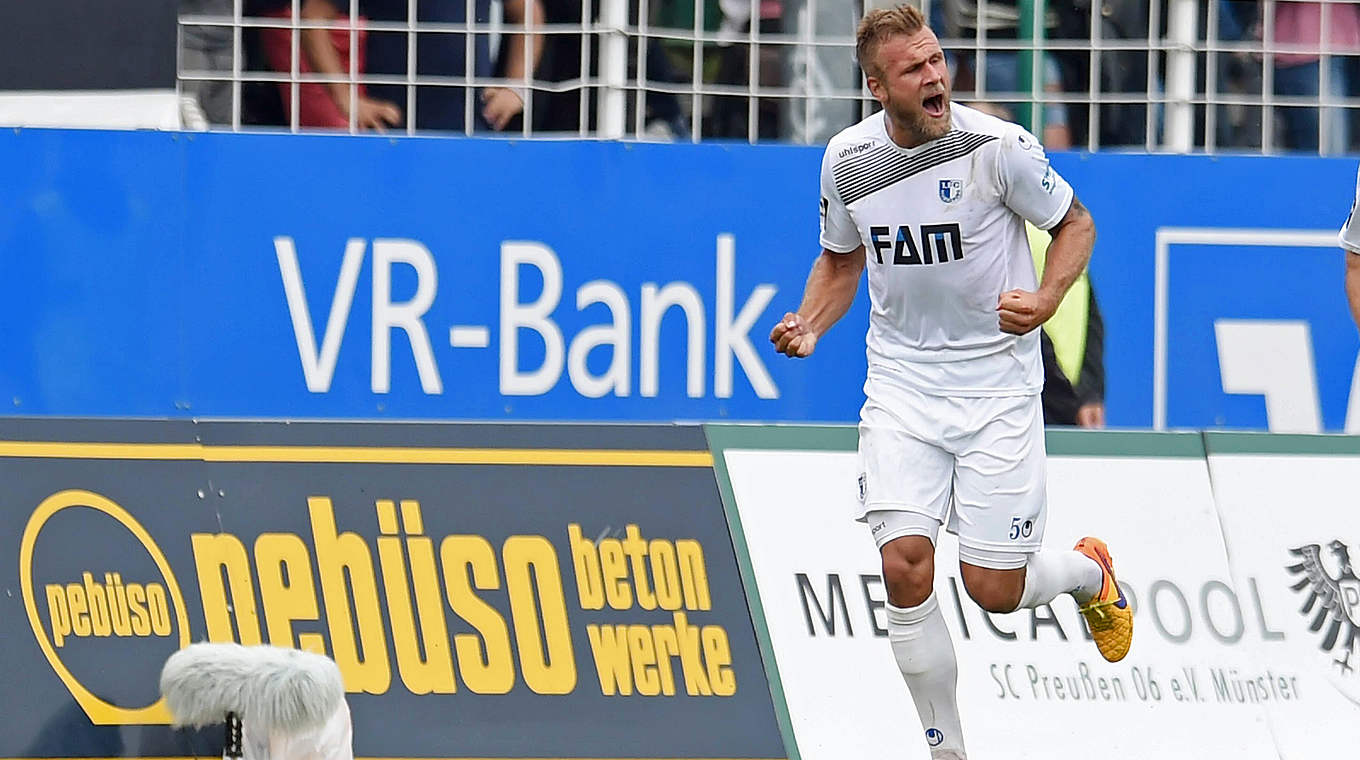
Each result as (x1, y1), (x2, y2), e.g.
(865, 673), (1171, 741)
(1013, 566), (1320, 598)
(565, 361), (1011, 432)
(1286, 541), (1360, 675)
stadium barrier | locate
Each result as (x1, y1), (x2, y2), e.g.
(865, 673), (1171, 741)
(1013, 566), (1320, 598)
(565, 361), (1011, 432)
(0, 419), (785, 760)
(706, 424), (1360, 760)
(3, 419), (1357, 759)
(1, 129), (1358, 432)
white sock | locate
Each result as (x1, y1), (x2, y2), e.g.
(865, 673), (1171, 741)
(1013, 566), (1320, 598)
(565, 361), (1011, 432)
(1018, 550), (1104, 608)
(887, 594), (967, 759)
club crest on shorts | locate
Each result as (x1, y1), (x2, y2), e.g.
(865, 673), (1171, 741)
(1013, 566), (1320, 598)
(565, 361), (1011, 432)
(939, 179), (963, 203)
(857, 473), (867, 503)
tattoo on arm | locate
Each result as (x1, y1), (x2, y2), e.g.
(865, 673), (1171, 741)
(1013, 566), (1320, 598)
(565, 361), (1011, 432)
(1051, 196), (1090, 234)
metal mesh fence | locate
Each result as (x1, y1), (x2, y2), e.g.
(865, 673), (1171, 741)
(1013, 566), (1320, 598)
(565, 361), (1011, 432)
(176, 0), (1360, 153)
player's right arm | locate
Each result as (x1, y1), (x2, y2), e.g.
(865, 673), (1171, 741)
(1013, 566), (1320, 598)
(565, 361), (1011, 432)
(771, 145), (866, 358)
(771, 246), (866, 358)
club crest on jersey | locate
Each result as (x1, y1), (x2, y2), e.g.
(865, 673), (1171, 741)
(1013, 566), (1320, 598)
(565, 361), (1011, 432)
(939, 179), (963, 203)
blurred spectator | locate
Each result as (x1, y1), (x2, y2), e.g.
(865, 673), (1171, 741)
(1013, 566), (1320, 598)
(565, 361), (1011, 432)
(485, 0), (545, 130)
(943, 0), (1072, 149)
(780, 0), (862, 144)
(707, 0), (785, 140)
(179, 0), (234, 124)
(252, 0), (542, 133)
(1027, 222), (1105, 428)
(1212, 0), (1264, 150)
(1087, 0), (1160, 148)
(525, 0), (688, 138)
(520, 0), (588, 133)
(635, 38), (691, 140)
(1269, 0), (1360, 153)
(254, 0), (397, 130)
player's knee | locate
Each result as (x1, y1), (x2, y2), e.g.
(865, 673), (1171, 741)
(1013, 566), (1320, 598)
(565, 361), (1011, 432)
(961, 567), (1024, 613)
(882, 555), (933, 607)
(880, 538), (935, 607)
(967, 585), (1022, 614)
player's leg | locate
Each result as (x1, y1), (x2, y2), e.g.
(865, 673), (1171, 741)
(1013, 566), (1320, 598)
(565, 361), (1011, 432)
(951, 393), (1132, 661)
(871, 514), (966, 760)
(954, 551), (1097, 612)
(957, 545), (1130, 663)
(859, 396), (966, 759)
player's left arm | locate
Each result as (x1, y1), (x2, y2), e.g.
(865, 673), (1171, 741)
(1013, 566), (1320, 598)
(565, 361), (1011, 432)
(999, 197), (1097, 335)
(995, 127), (1096, 335)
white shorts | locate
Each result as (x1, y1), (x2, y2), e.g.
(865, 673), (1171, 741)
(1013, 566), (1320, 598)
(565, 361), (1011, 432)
(856, 377), (1047, 568)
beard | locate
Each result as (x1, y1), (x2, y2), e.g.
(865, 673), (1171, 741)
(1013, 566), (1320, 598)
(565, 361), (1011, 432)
(885, 94), (951, 145)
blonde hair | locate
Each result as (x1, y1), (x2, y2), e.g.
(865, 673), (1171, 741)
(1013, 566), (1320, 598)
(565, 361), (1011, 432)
(856, 4), (928, 78)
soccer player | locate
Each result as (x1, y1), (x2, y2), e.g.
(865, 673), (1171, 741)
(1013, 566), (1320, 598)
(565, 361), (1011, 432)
(768, 6), (1130, 759)
(1341, 168), (1360, 331)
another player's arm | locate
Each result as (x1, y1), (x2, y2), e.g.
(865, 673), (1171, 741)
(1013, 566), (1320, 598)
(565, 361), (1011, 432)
(770, 246), (867, 358)
(1347, 252), (1360, 331)
(999, 197), (1096, 335)
(1341, 169), (1360, 331)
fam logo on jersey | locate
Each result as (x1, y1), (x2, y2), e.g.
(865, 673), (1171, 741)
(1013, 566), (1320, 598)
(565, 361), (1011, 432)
(939, 179), (963, 204)
(1286, 540), (1360, 704)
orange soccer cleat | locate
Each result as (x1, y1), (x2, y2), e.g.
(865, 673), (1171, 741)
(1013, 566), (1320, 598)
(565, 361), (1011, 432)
(1074, 537), (1133, 662)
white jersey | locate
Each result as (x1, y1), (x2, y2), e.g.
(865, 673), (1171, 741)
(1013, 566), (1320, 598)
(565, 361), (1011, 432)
(243, 700), (353, 760)
(819, 103), (1074, 396)
(1341, 166), (1360, 254)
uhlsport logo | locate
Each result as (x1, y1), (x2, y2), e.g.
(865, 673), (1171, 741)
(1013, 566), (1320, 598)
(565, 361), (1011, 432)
(20, 489), (189, 724)
(1286, 540), (1360, 704)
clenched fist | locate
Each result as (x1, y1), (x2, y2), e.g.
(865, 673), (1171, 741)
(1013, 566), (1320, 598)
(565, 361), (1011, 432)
(997, 289), (1058, 335)
(770, 312), (818, 358)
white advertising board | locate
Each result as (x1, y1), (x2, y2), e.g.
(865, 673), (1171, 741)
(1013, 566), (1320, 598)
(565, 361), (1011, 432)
(1206, 438), (1360, 759)
(712, 428), (1306, 760)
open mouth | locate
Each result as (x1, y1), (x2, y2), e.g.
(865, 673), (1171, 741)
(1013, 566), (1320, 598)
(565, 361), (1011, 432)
(923, 94), (947, 118)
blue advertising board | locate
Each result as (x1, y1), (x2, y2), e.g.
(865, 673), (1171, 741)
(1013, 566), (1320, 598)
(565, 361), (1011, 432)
(0, 128), (1356, 430)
